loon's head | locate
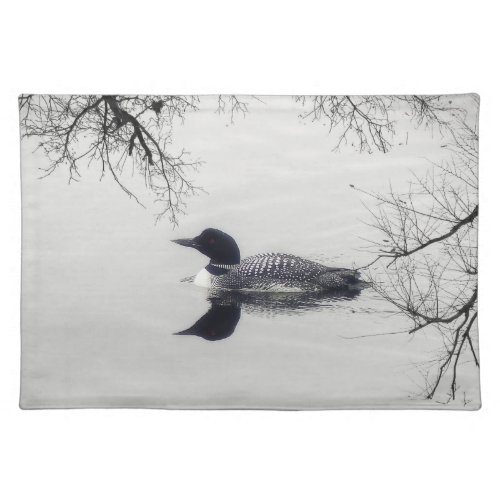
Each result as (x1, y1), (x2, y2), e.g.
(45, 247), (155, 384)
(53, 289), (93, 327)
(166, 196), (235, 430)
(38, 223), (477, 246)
(172, 228), (240, 265)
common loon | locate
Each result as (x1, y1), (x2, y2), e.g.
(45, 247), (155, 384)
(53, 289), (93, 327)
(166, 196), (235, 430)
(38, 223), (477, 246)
(172, 228), (361, 292)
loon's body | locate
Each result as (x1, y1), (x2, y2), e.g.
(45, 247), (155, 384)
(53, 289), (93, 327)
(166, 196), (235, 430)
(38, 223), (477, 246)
(173, 228), (361, 292)
(196, 253), (358, 291)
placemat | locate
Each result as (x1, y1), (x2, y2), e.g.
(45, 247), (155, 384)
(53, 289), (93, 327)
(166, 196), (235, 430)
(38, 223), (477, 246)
(19, 94), (480, 409)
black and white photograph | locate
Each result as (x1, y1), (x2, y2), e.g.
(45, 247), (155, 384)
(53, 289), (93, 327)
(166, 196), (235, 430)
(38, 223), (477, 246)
(2, 2), (499, 500)
(19, 94), (479, 409)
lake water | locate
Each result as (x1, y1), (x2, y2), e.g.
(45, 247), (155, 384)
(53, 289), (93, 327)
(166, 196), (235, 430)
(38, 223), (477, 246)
(20, 96), (480, 409)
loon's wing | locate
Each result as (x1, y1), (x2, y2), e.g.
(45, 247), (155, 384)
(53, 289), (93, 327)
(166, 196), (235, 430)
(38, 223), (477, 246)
(237, 253), (329, 281)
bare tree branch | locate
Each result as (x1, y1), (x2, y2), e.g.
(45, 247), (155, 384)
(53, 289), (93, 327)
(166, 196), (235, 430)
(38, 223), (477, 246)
(296, 95), (462, 154)
(19, 94), (202, 224)
(19, 94), (261, 224)
(356, 109), (479, 402)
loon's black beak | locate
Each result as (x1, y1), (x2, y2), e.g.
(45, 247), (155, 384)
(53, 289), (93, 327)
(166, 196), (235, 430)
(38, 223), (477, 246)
(171, 238), (200, 249)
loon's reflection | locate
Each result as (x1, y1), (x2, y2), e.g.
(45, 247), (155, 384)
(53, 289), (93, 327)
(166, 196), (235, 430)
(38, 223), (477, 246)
(174, 287), (363, 341)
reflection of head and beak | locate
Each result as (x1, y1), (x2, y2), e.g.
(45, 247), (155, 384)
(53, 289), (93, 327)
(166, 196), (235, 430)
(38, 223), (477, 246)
(173, 287), (363, 342)
(174, 303), (241, 341)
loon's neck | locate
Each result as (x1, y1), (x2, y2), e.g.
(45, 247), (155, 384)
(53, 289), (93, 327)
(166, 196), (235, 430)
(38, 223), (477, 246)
(206, 261), (239, 276)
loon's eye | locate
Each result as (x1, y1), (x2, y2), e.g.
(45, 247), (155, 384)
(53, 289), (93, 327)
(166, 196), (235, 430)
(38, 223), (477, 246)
(209, 238), (215, 245)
